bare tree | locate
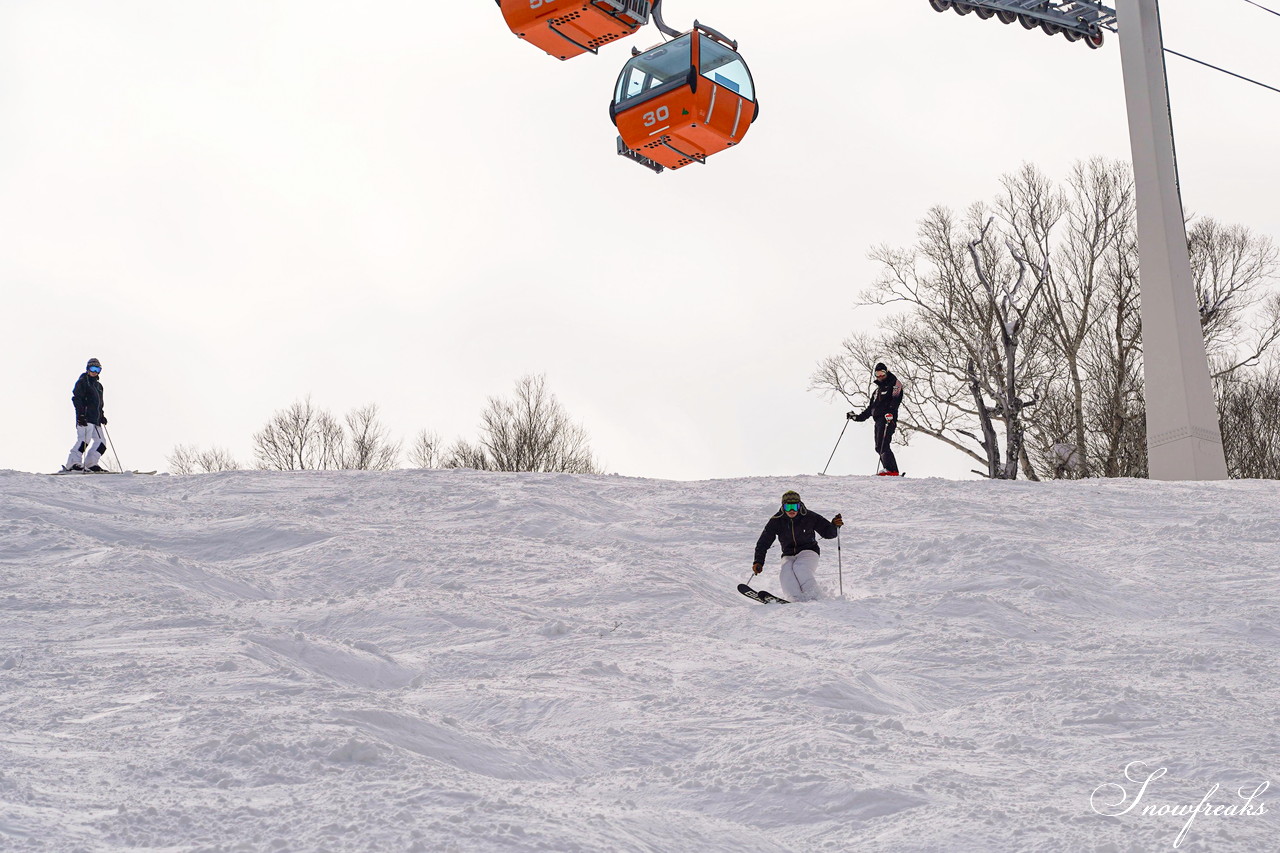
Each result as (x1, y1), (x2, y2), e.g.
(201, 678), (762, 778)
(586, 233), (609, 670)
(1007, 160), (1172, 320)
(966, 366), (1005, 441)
(818, 159), (1280, 480)
(167, 445), (201, 475)
(253, 396), (329, 471)
(316, 410), (346, 470)
(1081, 234), (1147, 478)
(167, 445), (240, 474)
(1190, 219), (1280, 376)
(253, 397), (395, 471)
(812, 204), (1052, 478)
(440, 438), (492, 470)
(342, 404), (400, 470)
(963, 218), (1052, 479)
(408, 429), (444, 469)
(475, 375), (601, 474)
(1000, 160), (1134, 478)
(1218, 362), (1280, 479)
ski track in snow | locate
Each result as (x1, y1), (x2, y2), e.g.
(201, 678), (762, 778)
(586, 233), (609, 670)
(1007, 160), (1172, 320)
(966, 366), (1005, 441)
(0, 469), (1277, 852)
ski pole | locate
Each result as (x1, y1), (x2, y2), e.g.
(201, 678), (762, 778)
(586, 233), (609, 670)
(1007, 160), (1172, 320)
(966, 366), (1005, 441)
(101, 425), (124, 473)
(837, 527), (843, 597)
(820, 419), (850, 476)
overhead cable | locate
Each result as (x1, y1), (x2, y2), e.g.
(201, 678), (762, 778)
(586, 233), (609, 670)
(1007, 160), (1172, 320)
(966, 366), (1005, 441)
(1240, 0), (1280, 18)
(1165, 48), (1280, 95)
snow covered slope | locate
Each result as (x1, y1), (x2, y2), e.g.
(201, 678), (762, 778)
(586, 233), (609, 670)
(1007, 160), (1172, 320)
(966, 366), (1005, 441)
(1, 469), (1277, 852)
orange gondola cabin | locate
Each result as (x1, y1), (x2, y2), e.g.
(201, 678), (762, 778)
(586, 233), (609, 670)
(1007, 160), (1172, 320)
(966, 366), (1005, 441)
(499, 0), (652, 60)
(610, 26), (758, 172)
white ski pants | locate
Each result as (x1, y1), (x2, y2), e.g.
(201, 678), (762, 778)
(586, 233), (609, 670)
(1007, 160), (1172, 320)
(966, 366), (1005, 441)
(779, 550), (821, 601)
(67, 424), (107, 469)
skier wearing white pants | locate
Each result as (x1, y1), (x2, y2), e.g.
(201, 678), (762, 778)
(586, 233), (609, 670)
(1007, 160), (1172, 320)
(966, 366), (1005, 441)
(67, 423), (108, 472)
(778, 550), (822, 601)
(63, 358), (110, 473)
(752, 490), (842, 601)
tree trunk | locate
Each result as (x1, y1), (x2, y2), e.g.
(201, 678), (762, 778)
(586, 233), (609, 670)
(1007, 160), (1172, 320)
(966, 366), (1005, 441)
(1001, 336), (1020, 480)
(968, 359), (1001, 479)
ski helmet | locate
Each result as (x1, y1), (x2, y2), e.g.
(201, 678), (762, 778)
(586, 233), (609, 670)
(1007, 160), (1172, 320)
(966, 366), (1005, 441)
(86, 358), (102, 371)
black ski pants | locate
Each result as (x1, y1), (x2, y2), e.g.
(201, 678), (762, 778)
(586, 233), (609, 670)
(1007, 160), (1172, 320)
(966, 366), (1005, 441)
(874, 418), (899, 473)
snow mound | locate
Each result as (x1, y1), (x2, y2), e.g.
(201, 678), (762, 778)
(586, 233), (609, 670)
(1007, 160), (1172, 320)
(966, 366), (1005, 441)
(1, 469), (1277, 851)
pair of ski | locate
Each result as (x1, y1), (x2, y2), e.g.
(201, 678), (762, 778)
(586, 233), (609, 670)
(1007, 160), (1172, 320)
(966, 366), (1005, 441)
(737, 583), (789, 605)
(51, 469), (156, 476)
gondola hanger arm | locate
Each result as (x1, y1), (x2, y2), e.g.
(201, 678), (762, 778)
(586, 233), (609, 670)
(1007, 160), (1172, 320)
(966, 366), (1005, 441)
(650, 0), (683, 39)
(651, 2), (739, 49)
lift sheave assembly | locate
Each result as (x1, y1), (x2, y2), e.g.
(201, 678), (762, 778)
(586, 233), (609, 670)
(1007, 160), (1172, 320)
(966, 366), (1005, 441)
(926, 1), (1117, 48)
(496, 0), (757, 173)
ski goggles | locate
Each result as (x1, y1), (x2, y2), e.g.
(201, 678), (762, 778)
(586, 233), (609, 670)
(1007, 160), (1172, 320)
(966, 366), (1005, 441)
(88, 366), (102, 374)
(783, 502), (800, 512)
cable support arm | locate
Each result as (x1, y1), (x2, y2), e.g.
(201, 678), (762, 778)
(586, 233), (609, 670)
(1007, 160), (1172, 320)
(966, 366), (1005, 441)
(651, 0), (682, 39)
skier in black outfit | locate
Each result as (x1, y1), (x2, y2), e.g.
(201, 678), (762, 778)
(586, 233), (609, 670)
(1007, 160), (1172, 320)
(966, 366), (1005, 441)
(848, 362), (903, 476)
(64, 358), (110, 472)
(751, 490), (842, 601)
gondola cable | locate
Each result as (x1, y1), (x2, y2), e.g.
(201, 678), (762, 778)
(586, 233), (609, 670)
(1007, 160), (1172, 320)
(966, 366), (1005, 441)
(1239, 0), (1280, 18)
(1164, 48), (1280, 95)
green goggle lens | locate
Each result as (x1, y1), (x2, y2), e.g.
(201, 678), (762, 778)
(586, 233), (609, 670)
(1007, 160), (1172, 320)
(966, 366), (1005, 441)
(783, 502), (799, 512)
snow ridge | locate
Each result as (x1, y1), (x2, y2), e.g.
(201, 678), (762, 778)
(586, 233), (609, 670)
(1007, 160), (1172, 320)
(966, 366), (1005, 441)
(1, 469), (1277, 851)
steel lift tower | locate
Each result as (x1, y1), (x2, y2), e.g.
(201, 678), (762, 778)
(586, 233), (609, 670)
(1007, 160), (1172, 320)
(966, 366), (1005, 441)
(927, 0), (1229, 480)
(1116, 0), (1228, 480)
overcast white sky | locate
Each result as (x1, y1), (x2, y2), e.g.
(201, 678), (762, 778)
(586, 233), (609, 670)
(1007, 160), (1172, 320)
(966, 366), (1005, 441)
(3, 0), (1277, 479)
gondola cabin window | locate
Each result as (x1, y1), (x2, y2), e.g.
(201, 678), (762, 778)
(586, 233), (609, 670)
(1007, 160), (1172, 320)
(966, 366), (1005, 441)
(698, 34), (753, 100)
(613, 36), (693, 107)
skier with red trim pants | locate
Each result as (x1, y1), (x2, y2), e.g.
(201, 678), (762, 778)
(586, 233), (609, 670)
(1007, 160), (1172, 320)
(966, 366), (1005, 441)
(751, 490), (842, 601)
(848, 362), (903, 476)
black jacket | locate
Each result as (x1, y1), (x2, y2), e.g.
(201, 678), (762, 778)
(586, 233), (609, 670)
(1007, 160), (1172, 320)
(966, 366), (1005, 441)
(856, 371), (903, 421)
(754, 504), (839, 565)
(72, 373), (106, 425)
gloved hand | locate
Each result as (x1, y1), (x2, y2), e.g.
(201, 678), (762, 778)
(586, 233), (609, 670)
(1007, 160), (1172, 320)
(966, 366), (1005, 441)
(846, 411), (856, 420)
(832, 513), (843, 528)
(100, 416), (108, 425)
(751, 562), (763, 575)
(77, 417), (87, 427)
(884, 413), (894, 422)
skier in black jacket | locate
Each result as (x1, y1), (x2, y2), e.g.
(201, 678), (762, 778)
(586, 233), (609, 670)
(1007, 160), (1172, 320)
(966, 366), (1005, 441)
(64, 358), (109, 472)
(848, 362), (903, 476)
(752, 490), (842, 601)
